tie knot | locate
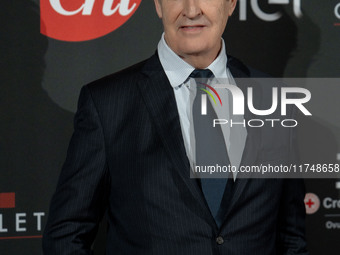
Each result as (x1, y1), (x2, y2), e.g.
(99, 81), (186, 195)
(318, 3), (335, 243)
(190, 69), (214, 79)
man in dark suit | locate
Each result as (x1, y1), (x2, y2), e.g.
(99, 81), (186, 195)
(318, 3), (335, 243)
(43, 0), (308, 254)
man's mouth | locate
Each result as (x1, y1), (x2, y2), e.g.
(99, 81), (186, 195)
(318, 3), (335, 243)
(180, 25), (206, 31)
(181, 25), (204, 28)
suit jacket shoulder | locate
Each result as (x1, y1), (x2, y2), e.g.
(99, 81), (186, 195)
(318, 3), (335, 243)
(86, 58), (149, 93)
(227, 55), (271, 78)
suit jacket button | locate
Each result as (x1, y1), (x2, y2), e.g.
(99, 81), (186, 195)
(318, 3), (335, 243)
(216, 236), (224, 245)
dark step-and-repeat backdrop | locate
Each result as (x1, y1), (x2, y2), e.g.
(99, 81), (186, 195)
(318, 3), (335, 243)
(1, 0), (340, 254)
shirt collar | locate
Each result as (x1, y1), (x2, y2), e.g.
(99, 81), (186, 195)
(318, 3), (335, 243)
(157, 33), (229, 88)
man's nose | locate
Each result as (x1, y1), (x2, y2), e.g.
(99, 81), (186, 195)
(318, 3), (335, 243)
(182, 0), (202, 18)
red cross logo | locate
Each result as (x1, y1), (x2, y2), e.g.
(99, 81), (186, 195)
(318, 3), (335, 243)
(304, 193), (320, 214)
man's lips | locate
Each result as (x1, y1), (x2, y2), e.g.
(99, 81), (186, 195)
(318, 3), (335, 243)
(179, 25), (206, 31)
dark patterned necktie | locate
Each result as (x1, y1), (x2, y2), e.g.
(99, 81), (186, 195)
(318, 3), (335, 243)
(190, 69), (232, 227)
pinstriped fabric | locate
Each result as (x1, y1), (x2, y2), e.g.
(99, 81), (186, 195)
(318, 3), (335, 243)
(43, 54), (308, 255)
(43, 86), (109, 255)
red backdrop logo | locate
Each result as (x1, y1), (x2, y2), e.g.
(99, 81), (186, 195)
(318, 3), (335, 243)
(0, 193), (15, 209)
(40, 0), (142, 42)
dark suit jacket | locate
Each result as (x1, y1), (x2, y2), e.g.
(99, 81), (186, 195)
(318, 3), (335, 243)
(43, 53), (308, 255)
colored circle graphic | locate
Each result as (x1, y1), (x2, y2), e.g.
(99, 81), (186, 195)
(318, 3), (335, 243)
(304, 193), (320, 215)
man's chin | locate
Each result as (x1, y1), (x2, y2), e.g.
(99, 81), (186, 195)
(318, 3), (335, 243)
(177, 44), (212, 57)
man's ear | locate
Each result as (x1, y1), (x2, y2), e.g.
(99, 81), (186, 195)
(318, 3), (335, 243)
(154, 0), (163, 18)
(228, 0), (238, 16)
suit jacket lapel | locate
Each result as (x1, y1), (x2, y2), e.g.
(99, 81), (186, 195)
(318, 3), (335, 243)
(138, 53), (217, 228)
(228, 56), (262, 169)
(219, 57), (262, 228)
